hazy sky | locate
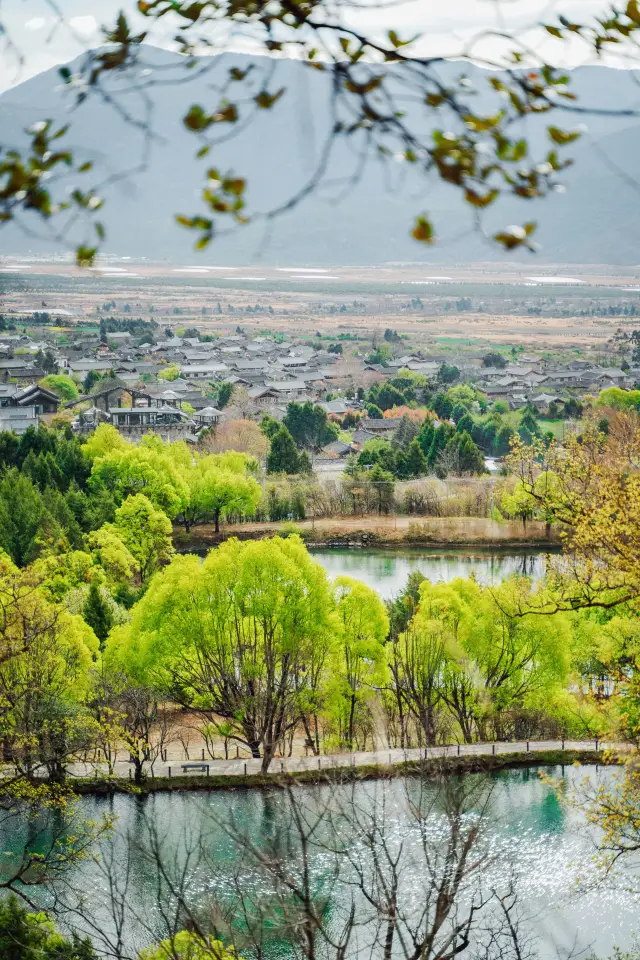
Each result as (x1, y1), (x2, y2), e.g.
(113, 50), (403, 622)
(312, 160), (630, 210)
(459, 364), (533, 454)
(0, 0), (626, 93)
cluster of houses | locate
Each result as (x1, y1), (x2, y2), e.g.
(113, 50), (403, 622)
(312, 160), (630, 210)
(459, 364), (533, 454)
(475, 358), (632, 411)
(365, 352), (634, 413)
(0, 329), (345, 437)
(0, 324), (635, 440)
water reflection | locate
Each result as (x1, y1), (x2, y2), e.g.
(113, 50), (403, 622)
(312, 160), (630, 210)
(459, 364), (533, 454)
(2, 766), (636, 959)
(310, 548), (551, 599)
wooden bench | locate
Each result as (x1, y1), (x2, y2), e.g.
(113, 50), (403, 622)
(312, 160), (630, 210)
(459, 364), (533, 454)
(181, 762), (210, 775)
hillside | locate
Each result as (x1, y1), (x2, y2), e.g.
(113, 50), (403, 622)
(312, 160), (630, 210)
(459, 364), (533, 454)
(1, 48), (640, 265)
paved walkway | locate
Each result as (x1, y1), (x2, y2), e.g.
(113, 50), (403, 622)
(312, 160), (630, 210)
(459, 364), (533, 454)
(60, 738), (622, 781)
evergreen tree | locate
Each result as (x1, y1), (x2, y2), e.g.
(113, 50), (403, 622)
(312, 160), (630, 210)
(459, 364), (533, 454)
(495, 424), (515, 456)
(0, 431), (20, 470)
(42, 487), (84, 549)
(443, 431), (485, 475)
(427, 423), (453, 467)
(405, 438), (428, 478)
(297, 449), (313, 475)
(216, 381), (233, 409)
(368, 464), (395, 514)
(456, 412), (475, 435)
(0, 471), (47, 566)
(417, 420), (436, 457)
(433, 393), (453, 420)
(284, 401), (338, 450)
(82, 582), (114, 648)
(267, 426), (301, 474)
(392, 415), (419, 450)
(260, 413), (282, 440)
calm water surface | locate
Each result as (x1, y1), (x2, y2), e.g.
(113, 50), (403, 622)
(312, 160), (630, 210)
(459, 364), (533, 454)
(310, 547), (550, 598)
(4, 767), (637, 957)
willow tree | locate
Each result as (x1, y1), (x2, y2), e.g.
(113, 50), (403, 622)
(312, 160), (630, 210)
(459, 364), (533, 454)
(0, 552), (99, 780)
(178, 455), (261, 533)
(327, 576), (389, 750)
(0, 554), (108, 904)
(85, 432), (189, 519)
(389, 580), (463, 747)
(107, 536), (335, 771)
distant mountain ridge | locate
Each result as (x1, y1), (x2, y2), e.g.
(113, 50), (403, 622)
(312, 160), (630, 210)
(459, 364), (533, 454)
(2, 48), (640, 265)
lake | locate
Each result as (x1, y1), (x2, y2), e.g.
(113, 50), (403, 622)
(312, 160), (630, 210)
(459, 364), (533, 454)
(309, 547), (550, 599)
(6, 766), (637, 958)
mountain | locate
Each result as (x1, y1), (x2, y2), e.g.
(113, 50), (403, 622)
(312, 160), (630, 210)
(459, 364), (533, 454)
(2, 47), (640, 265)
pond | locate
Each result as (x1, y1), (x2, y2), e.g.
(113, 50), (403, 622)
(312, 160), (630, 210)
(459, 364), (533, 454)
(4, 766), (637, 958)
(309, 547), (551, 599)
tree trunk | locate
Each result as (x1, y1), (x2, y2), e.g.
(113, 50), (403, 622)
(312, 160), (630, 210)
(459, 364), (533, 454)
(261, 742), (274, 773)
(214, 509), (220, 533)
(347, 693), (357, 750)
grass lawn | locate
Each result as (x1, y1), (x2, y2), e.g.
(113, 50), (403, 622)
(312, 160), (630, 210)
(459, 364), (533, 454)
(539, 418), (582, 440)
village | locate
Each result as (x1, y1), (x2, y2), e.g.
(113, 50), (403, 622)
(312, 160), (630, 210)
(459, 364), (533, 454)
(0, 306), (633, 459)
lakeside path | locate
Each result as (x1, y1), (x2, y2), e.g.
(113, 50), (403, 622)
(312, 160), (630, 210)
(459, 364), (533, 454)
(64, 739), (623, 782)
(176, 516), (560, 548)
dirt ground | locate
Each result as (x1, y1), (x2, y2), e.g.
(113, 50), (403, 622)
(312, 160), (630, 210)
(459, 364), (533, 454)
(175, 515), (558, 548)
(2, 258), (636, 351)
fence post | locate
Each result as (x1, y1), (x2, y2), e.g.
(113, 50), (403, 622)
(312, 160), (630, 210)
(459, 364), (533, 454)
(595, 738), (599, 752)
(457, 743), (460, 757)
(492, 744), (495, 756)
(244, 762), (247, 776)
(202, 749), (205, 761)
(526, 741), (530, 753)
(168, 766), (171, 777)
(562, 739), (565, 751)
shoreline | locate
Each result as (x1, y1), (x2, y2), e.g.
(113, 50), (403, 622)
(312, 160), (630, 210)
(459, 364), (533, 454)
(174, 517), (561, 552)
(68, 750), (617, 796)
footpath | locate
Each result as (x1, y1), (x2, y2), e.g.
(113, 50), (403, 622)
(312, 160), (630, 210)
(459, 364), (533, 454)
(63, 738), (623, 784)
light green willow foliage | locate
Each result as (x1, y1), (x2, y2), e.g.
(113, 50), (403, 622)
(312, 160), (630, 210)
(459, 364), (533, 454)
(325, 576), (389, 749)
(106, 536), (336, 768)
(396, 577), (573, 741)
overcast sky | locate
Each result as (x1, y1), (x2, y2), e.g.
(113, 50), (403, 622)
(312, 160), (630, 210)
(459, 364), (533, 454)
(0, 0), (629, 93)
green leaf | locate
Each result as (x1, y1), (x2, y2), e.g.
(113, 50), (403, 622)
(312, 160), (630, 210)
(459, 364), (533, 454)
(412, 216), (434, 244)
(544, 25), (564, 38)
(627, 0), (640, 24)
(548, 125), (580, 145)
(465, 187), (499, 208)
(76, 245), (97, 267)
(184, 105), (210, 131)
(254, 89), (285, 109)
